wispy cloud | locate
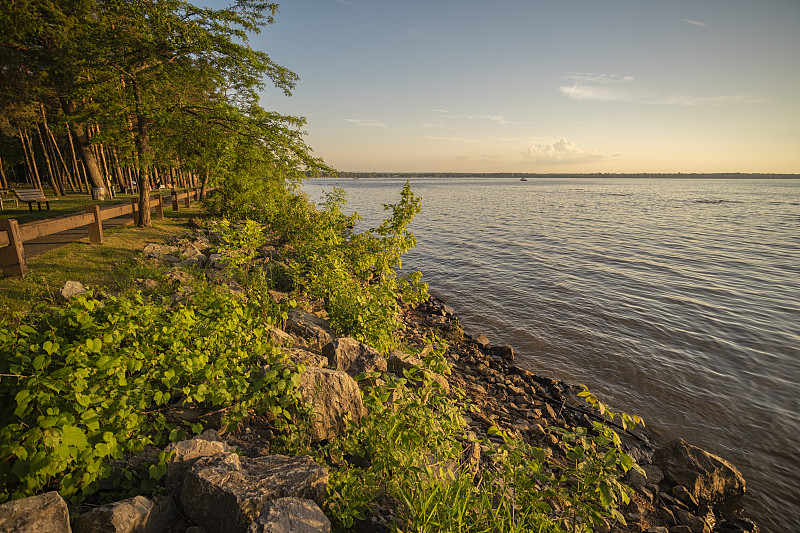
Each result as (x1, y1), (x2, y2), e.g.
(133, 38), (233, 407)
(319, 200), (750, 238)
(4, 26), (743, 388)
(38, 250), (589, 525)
(336, 0), (368, 16)
(681, 18), (707, 27)
(432, 109), (476, 120)
(482, 114), (509, 125)
(560, 72), (753, 106)
(421, 122), (455, 130)
(346, 118), (388, 128)
(425, 135), (481, 143)
(522, 138), (604, 164)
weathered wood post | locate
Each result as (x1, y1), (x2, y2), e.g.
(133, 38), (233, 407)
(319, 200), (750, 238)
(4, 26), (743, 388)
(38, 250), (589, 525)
(171, 189), (179, 211)
(155, 194), (164, 220)
(184, 188), (191, 208)
(0, 219), (27, 278)
(85, 204), (103, 244)
(130, 198), (139, 225)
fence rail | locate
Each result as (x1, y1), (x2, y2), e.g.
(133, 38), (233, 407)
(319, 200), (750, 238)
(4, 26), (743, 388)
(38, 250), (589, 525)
(0, 188), (200, 278)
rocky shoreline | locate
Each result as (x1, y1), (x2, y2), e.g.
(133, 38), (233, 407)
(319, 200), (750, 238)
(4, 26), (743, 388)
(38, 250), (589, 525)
(0, 222), (759, 533)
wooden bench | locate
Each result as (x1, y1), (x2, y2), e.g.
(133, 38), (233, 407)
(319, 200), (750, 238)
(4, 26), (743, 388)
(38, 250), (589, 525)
(0, 190), (18, 209)
(14, 188), (58, 212)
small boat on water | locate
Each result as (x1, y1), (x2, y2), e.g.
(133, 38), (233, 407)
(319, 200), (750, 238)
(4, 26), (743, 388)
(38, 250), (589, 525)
(520, 177), (528, 181)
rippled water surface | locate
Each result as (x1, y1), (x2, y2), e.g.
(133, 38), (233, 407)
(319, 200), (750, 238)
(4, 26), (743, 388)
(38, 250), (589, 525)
(303, 177), (800, 531)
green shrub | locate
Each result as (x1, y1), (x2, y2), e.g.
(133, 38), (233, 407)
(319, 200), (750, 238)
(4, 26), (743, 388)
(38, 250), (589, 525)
(0, 289), (302, 503)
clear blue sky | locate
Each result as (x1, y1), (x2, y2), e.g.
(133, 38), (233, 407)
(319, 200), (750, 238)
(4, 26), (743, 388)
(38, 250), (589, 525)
(243, 0), (800, 173)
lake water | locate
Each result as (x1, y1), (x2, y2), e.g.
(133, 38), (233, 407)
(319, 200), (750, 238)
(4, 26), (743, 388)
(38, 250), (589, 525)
(302, 177), (800, 532)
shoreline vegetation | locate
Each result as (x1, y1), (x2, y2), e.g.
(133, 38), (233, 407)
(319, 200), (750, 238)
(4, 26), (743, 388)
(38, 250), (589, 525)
(0, 183), (757, 532)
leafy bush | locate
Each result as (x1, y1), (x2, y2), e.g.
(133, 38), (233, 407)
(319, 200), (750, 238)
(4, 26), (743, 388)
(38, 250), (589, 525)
(0, 289), (302, 503)
(323, 341), (464, 530)
(286, 182), (429, 353)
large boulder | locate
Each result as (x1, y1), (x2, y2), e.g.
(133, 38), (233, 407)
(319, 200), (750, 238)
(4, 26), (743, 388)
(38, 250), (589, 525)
(652, 438), (745, 504)
(246, 498), (330, 533)
(164, 436), (231, 492)
(298, 367), (365, 441)
(286, 309), (334, 350)
(0, 491), (71, 533)
(322, 337), (387, 378)
(72, 495), (176, 533)
(181, 453), (328, 533)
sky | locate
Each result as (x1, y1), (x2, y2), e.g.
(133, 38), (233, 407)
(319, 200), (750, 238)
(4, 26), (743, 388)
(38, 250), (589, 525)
(242, 0), (800, 174)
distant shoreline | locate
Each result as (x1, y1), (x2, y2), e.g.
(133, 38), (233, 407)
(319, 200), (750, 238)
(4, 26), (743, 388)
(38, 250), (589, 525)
(312, 172), (800, 180)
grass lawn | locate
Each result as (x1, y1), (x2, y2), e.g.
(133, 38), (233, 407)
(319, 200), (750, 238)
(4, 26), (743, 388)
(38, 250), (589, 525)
(0, 205), (210, 321)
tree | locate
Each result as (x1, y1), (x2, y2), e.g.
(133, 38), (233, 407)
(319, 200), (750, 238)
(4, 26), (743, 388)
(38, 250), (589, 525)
(1, 0), (329, 220)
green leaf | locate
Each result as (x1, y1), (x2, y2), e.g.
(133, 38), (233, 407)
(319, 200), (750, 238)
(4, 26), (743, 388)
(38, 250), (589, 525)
(61, 426), (89, 449)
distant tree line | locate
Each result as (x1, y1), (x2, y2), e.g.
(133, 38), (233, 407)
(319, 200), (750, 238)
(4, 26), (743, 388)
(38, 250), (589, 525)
(1, 0), (328, 226)
(321, 172), (799, 179)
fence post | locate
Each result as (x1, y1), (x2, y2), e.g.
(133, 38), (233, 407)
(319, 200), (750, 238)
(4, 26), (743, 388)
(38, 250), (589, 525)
(156, 194), (164, 220)
(0, 219), (27, 278)
(130, 198), (139, 225)
(85, 205), (104, 244)
(184, 188), (191, 208)
(171, 189), (179, 211)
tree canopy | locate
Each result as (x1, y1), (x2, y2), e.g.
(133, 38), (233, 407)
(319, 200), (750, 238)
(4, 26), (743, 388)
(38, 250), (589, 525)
(0, 0), (329, 224)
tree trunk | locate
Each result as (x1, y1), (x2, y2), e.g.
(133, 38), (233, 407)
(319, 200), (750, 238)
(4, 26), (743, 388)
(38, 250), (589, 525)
(109, 148), (126, 192)
(35, 123), (62, 196)
(39, 102), (74, 193)
(0, 152), (8, 189)
(131, 78), (152, 227)
(199, 170), (210, 199)
(66, 122), (87, 192)
(60, 98), (106, 190)
(19, 126), (43, 189)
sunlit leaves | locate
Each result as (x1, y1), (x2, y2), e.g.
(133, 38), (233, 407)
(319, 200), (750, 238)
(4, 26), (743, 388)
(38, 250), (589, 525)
(0, 288), (302, 504)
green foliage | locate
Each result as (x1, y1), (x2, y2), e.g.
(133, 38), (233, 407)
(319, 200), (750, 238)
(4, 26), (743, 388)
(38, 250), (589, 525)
(216, 219), (267, 272)
(0, 288), (302, 504)
(323, 341), (463, 530)
(322, 361), (644, 532)
(287, 182), (429, 353)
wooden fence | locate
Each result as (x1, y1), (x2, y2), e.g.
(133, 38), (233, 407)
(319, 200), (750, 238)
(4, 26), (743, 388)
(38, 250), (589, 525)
(0, 188), (200, 278)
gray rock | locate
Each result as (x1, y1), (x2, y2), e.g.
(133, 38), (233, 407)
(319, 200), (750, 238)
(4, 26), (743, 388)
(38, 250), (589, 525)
(624, 463), (664, 490)
(165, 437), (231, 492)
(181, 453), (328, 533)
(178, 256), (204, 268)
(652, 438), (745, 504)
(207, 253), (226, 270)
(673, 484), (699, 509)
(72, 495), (176, 533)
(386, 349), (423, 376)
(489, 344), (514, 362)
(60, 280), (86, 300)
(246, 497), (330, 533)
(286, 309), (334, 350)
(673, 507), (709, 533)
(0, 491), (71, 533)
(474, 334), (491, 349)
(298, 367), (365, 441)
(321, 337), (387, 378)
(142, 243), (179, 259)
(266, 327), (293, 347)
(286, 347), (328, 368)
